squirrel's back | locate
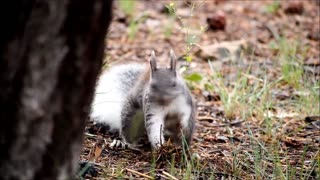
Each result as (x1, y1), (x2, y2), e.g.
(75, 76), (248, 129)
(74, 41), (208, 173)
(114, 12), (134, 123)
(90, 62), (147, 131)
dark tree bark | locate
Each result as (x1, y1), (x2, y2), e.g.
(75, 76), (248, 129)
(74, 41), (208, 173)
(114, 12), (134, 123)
(0, 0), (113, 179)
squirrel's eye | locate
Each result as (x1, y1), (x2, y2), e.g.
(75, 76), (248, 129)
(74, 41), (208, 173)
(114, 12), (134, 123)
(172, 83), (177, 87)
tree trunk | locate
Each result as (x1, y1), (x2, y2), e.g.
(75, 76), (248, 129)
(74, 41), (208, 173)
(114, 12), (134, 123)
(0, 0), (113, 179)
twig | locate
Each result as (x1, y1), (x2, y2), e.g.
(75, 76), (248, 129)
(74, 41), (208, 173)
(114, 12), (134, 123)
(158, 174), (170, 180)
(197, 116), (216, 121)
(162, 171), (179, 180)
(241, 73), (264, 82)
(198, 116), (245, 127)
(126, 168), (154, 180)
(84, 132), (97, 137)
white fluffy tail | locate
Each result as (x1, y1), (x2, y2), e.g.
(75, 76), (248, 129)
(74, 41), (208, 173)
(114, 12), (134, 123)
(90, 63), (146, 131)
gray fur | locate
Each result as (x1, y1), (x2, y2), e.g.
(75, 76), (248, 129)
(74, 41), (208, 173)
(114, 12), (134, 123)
(120, 50), (196, 149)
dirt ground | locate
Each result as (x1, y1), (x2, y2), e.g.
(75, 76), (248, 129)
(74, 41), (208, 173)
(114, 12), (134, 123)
(79, 0), (319, 179)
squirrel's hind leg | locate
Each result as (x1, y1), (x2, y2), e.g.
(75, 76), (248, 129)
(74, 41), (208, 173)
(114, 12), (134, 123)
(120, 96), (145, 147)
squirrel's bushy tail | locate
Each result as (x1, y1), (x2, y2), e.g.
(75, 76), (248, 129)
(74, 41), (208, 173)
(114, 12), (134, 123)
(90, 63), (146, 131)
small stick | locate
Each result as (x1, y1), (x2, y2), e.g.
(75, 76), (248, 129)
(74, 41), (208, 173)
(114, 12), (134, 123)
(162, 171), (179, 180)
(158, 174), (170, 180)
(198, 116), (245, 127)
(241, 73), (264, 82)
(126, 168), (154, 180)
(197, 116), (216, 121)
(84, 132), (97, 137)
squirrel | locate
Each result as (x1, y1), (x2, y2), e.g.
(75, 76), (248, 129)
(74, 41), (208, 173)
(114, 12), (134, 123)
(90, 50), (196, 149)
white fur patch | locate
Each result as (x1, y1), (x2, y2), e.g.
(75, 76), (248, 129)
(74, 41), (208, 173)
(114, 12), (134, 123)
(147, 94), (192, 145)
(90, 63), (146, 131)
(167, 95), (192, 129)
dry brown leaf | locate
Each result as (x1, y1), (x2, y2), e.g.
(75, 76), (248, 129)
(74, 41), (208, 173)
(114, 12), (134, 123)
(88, 136), (105, 162)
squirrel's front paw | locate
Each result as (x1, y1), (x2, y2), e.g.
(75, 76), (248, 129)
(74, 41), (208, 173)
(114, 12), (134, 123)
(109, 139), (127, 149)
(109, 139), (141, 152)
(152, 142), (162, 150)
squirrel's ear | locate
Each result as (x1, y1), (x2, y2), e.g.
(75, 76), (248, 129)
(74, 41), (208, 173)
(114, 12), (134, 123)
(149, 50), (157, 72)
(169, 49), (176, 71)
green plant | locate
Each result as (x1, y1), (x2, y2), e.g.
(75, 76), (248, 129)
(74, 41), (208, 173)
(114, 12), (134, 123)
(115, 162), (125, 178)
(265, 1), (281, 14)
(165, 1), (207, 62)
(119, 0), (148, 40)
(164, 1), (207, 90)
(207, 62), (265, 120)
(293, 82), (320, 117)
(174, 134), (204, 179)
(128, 13), (149, 40)
(119, 0), (135, 17)
(150, 153), (157, 178)
(269, 38), (305, 88)
(169, 153), (177, 176)
(164, 2), (177, 38)
(184, 72), (203, 88)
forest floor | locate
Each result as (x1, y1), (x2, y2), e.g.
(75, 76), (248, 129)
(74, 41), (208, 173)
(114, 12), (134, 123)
(79, 0), (320, 179)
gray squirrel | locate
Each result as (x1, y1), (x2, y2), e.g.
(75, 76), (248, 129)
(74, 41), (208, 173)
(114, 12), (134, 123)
(90, 50), (196, 149)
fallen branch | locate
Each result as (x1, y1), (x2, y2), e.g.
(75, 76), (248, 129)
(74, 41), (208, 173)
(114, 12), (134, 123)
(163, 171), (179, 180)
(126, 168), (154, 180)
(197, 116), (216, 121)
